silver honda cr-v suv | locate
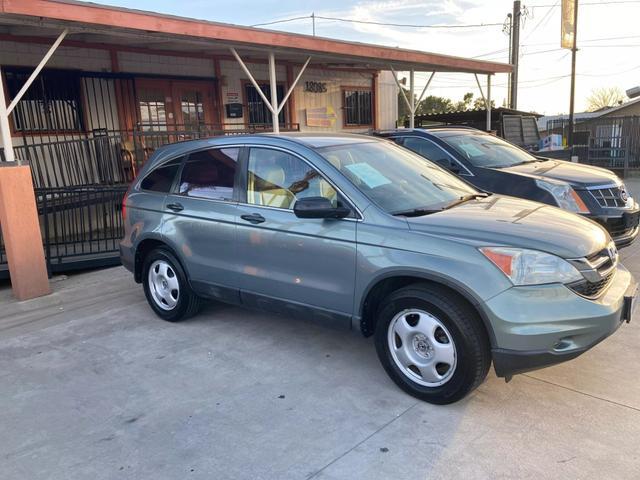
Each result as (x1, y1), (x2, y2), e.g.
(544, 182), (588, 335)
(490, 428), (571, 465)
(120, 134), (636, 404)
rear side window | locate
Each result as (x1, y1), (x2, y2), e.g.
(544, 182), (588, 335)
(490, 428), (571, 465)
(179, 148), (239, 201)
(140, 157), (183, 193)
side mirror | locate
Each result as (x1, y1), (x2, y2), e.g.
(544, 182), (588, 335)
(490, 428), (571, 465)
(293, 197), (351, 219)
(436, 158), (460, 174)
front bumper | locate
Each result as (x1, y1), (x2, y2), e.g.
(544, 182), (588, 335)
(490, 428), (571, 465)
(485, 263), (636, 377)
(590, 212), (640, 248)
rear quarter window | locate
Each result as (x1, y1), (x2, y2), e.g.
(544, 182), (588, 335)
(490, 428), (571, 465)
(140, 156), (183, 193)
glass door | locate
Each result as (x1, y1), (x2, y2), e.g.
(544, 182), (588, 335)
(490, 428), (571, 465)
(172, 82), (217, 138)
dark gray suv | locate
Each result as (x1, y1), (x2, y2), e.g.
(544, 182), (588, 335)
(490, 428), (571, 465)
(120, 134), (636, 404)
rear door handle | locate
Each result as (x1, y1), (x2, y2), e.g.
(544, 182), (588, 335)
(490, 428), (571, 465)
(241, 213), (266, 224)
(166, 202), (184, 212)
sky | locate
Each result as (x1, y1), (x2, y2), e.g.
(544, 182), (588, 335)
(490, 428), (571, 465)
(84, 0), (640, 114)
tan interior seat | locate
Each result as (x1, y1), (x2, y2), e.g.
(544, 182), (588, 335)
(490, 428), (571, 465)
(251, 164), (296, 209)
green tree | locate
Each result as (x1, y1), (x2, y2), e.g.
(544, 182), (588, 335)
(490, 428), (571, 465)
(416, 95), (454, 115)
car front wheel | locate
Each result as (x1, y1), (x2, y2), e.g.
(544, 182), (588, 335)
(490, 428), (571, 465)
(142, 248), (201, 322)
(374, 283), (491, 404)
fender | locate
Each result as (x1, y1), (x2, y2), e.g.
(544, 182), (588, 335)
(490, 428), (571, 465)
(356, 268), (498, 347)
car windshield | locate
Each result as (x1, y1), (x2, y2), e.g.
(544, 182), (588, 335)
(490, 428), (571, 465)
(317, 141), (477, 215)
(441, 132), (538, 168)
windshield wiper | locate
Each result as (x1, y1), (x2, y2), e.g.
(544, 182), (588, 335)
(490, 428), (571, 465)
(392, 193), (490, 217)
(392, 207), (441, 217)
(443, 193), (490, 209)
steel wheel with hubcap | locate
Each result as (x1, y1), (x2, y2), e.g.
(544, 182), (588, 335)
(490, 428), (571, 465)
(142, 248), (201, 322)
(388, 309), (457, 387)
(375, 283), (491, 404)
(148, 260), (180, 310)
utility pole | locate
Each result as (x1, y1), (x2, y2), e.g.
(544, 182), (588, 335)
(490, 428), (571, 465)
(506, 13), (513, 106)
(567, 0), (579, 148)
(312, 12), (316, 36)
(509, 1), (521, 109)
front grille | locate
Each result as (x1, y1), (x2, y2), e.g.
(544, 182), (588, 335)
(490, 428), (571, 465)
(587, 186), (628, 208)
(569, 270), (615, 298)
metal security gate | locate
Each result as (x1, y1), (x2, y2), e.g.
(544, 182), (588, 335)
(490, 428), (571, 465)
(0, 69), (300, 280)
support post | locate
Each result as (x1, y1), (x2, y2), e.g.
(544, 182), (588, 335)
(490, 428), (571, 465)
(0, 71), (14, 162)
(486, 74), (492, 132)
(0, 68), (50, 300)
(409, 69), (415, 129)
(268, 52), (279, 134)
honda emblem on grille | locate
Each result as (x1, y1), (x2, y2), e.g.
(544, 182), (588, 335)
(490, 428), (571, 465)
(607, 244), (618, 263)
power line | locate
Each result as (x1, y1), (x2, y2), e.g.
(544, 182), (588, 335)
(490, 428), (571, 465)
(251, 15), (316, 27)
(251, 14), (503, 29)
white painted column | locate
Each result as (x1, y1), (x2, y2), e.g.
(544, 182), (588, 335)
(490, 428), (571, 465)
(0, 69), (14, 162)
(486, 74), (492, 132)
(268, 52), (279, 134)
(409, 69), (415, 129)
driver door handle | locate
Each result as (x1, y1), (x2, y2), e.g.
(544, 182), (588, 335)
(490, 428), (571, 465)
(241, 213), (266, 224)
(166, 202), (184, 212)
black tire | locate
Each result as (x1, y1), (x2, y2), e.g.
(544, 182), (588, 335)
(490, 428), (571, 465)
(142, 248), (201, 322)
(374, 283), (491, 405)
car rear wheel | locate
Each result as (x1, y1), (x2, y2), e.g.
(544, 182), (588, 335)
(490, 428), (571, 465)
(374, 283), (490, 404)
(142, 248), (201, 322)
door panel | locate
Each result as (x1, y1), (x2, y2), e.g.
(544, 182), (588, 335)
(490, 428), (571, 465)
(162, 147), (241, 303)
(236, 147), (357, 317)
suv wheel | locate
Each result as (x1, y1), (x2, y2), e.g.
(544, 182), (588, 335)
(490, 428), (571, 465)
(142, 248), (201, 322)
(374, 283), (490, 404)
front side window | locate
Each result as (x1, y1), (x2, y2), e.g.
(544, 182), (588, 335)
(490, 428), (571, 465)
(5, 68), (84, 133)
(343, 89), (372, 126)
(318, 141), (476, 215)
(140, 156), (183, 193)
(247, 148), (338, 210)
(441, 132), (537, 168)
(179, 148), (239, 201)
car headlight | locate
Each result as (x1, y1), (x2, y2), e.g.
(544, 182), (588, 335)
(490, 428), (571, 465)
(535, 179), (590, 213)
(479, 247), (583, 285)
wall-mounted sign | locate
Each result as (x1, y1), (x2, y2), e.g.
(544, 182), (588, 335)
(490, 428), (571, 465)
(304, 81), (327, 93)
(306, 106), (337, 127)
(226, 91), (240, 103)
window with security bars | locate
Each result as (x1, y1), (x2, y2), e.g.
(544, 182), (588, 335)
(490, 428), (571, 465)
(5, 68), (85, 133)
(343, 89), (372, 126)
(245, 84), (285, 125)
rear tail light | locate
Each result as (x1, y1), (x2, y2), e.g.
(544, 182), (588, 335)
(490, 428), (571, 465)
(122, 191), (129, 220)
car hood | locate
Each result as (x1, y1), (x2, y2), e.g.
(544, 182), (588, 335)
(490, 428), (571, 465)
(406, 195), (609, 258)
(495, 159), (620, 188)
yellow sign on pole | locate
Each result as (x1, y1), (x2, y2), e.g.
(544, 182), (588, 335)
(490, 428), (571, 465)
(561, 0), (576, 49)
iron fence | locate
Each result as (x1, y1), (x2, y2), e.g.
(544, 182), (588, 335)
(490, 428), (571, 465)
(0, 185), (128, 279)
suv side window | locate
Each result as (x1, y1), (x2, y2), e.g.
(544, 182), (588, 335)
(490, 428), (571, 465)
(178, 148), (239, 201)
(401, 137), (448, 161)
(247, 147), (338, 210)
(140, 156), (183, 193)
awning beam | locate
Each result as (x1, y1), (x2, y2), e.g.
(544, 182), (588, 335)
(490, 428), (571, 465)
(391, 67), (435, 129)
(230, 48), (311, 134)
(1, 28), (68, 164)
(7, 29), (68, 115)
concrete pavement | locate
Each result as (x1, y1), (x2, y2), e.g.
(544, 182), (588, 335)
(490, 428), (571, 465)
(2, 189), (640, 479)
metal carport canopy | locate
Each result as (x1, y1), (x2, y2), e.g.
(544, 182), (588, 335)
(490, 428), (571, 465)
(0, 0), (511, 75)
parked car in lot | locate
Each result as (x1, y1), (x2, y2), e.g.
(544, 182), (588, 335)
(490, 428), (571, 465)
(120, 134), (636, 404)
(374, 127), (640, 248)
